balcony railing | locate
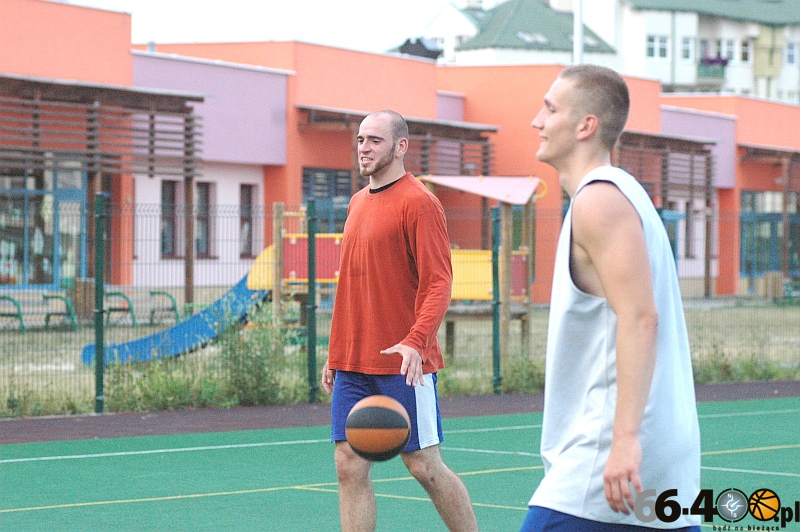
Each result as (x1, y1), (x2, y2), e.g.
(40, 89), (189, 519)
(697, 57), (727, 81)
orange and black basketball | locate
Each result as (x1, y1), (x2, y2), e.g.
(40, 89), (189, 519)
(749, 488), (780, 521)
(345, 395), (411, 462)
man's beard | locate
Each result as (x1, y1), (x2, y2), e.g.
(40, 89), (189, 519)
(360, 149), (394, 177)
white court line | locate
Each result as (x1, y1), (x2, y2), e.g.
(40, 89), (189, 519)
(702, 466), (800, 478)
(446, 424), (541, 434)
(2, 407), (798, 465)
(698, 408), (800, 419)
(0, 439), (328, 464)
(442, 446), (541, 458)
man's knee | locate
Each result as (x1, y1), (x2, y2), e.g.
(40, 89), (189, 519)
(334, 442), (371, 484)
(402, 446), (447, 485)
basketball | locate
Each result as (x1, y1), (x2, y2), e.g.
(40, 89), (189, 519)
(345, 395), (411, 462)
(749, 488), (780, 521)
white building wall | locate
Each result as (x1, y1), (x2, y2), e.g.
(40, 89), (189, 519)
(132, 162), (263, 289)
(453, 47), (619, 69)
(453, 48), (567, 65)
(643, 11), (677, 83)
(618, 7), (648, 78)
(671, 12), (700, 86)
(581, 0), (619, 53)
(422, 4), (480, 63)
(778, 26), (800, 103)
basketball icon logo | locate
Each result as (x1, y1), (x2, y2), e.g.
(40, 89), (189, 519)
(749, 488), (780, 521)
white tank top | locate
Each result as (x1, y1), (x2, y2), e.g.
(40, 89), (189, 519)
(529, 166), (701, 528)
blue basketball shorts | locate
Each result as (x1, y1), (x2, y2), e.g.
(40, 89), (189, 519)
(330, 371), (443, 453)
(520, 506), (701, 531)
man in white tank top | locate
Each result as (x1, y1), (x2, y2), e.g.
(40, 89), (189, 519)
(521, 65), (701, 531)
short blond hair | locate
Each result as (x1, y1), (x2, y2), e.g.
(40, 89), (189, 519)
(558, 65), (629, 151)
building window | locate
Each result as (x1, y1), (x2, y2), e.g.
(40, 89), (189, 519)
(302, 168), (357, 233)
(647, 35), (668, 58)
(740, 191), (800, 276)
(724, 39), (735, 60)
(161, 180), (179, 257)
(0, 157), (88, 288)
(741, 39), (751, 62)
(682, 37), (693, 60)
(195, 182), (214, 258)
(787, 43), (797, 65)
(700, 39), (710, 59)
(240, 184), (255, 258)
(684, 202), (695, 259)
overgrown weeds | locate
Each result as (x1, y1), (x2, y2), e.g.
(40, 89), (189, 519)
(104, 308), (308, 412)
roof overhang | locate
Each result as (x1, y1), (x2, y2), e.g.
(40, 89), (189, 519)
(297, 104), (499, 141)
(420, 175), (543, 205)
(621, 130), (716, 150)
(739, 143), (800, 164)
(0, 72), (204, 113)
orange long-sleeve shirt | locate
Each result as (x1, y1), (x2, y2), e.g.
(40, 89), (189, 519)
(328, 173), (452, 375)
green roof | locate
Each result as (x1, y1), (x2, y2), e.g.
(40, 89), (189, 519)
(458, 0), (615, 53)
(624, 0), (800, 25)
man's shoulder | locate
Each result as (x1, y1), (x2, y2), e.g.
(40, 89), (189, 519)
(399, 175), (444, 207)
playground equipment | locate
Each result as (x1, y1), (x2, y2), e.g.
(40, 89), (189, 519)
(82, 276), (269, 365)
(82, 175), (545, 369)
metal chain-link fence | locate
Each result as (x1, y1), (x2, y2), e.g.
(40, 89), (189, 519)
(1, 202), (798, 417)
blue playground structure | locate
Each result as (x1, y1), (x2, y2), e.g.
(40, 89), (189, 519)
(82, 276), (269, 366)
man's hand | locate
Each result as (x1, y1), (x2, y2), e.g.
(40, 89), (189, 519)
(321, 359), (335, 394)
(603, 434), (643, 514)
(380, 343), (424, 387)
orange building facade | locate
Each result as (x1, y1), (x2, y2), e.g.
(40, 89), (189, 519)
(661, 95), (800, 295)
(2, 0), (798, 301)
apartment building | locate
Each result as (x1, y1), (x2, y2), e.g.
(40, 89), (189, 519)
(420, 0), (800, 103)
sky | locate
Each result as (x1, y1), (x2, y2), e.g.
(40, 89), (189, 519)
(67, 0), (457, 54)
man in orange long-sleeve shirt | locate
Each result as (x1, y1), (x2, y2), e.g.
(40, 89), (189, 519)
(321, 110), (477, 532)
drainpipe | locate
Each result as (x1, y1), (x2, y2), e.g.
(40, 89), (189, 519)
(573, 0), (583, 65)
(670, 11), (677, 89)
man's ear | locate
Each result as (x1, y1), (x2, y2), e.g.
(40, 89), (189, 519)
(395, 137), (409, 158)
(576, 114), (599, 141)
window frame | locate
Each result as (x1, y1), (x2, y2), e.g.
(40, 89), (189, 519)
(160, 179), (182, 259)
(195, 181), (215, 259)
(239, 184), (255, 259)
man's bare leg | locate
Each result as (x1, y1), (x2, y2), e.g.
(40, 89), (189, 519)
(403, 445), (479, 531)
(335, 442), (376, 532)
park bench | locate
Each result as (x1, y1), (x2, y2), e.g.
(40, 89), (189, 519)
(0, 295), (25, 331)
(779, 279), (800, 306)
(0, 293), (78, 331)
(106, 291), (137, 327)
(149, 290), (180, 325)
(43, 293), (78, 331)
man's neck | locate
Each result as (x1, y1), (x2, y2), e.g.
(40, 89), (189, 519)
(369, 168), (407, 189)
(559, 152), (611, 197)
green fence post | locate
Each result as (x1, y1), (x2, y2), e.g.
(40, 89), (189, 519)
(94, 192), (107, 413)
(306, 199), (318, 403)
(491, 207), (502, 394)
